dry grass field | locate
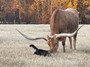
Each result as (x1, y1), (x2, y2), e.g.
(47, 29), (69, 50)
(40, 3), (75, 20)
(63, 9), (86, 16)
(0, 24), (90, 67)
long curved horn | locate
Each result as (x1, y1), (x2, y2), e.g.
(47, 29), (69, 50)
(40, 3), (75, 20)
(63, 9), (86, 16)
(55, 25), (84, 38)
(16, 29), (47, 41)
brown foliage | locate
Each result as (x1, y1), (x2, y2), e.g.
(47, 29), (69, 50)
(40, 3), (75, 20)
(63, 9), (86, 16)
(0, 0), (90, 24)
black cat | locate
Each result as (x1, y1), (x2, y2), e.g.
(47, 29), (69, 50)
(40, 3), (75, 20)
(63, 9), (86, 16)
(30, 44), (51, 56)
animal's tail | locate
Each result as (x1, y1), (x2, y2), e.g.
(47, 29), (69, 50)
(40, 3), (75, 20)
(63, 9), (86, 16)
(30, 44), (38, 50)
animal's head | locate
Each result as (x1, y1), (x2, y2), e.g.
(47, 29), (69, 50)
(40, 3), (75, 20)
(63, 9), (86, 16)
(46, 35), (66, 52)
(47, 35), (57, 51)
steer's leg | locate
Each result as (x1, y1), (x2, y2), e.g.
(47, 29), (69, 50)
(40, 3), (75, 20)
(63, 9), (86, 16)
(68, 37), (72, 49)
(73, 33), (77, 50)
(62, 38), (66, 52)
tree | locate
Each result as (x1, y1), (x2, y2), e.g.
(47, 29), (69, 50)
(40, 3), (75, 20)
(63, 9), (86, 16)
(77, 0), (90, 24)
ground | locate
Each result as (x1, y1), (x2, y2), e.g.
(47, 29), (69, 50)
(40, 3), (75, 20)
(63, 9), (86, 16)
(0, 24), (90, 67)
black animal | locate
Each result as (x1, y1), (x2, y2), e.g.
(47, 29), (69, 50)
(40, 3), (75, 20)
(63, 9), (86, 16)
(30, 44), (51, 56)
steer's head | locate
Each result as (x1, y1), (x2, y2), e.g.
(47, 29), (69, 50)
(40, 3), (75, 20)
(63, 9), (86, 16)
(47, 35), (65, 53)
(47, 35), (57, 52)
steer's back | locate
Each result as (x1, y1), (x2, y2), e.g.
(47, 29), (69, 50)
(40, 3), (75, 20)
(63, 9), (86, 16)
(65, 8), (79, 33)
(50, 8), (79, 35)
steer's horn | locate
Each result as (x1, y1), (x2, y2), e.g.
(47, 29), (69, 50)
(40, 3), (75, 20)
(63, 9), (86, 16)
(55, 25), (84, 38)
(16, 29), (47, 41)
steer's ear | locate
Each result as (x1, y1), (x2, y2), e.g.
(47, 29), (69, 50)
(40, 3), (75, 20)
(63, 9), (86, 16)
(47, 35), (50, 39)
(43, 37), (48, 41)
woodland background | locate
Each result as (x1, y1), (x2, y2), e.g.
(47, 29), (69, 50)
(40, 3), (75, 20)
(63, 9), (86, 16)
(0, 0), (90, 24)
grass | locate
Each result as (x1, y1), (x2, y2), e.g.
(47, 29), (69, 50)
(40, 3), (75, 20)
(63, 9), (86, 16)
(0, 24), (90, 67)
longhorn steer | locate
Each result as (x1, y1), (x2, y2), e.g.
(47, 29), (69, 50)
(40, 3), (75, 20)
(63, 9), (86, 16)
(48, 8), (79, 53)
(16, 8), (83, 53)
